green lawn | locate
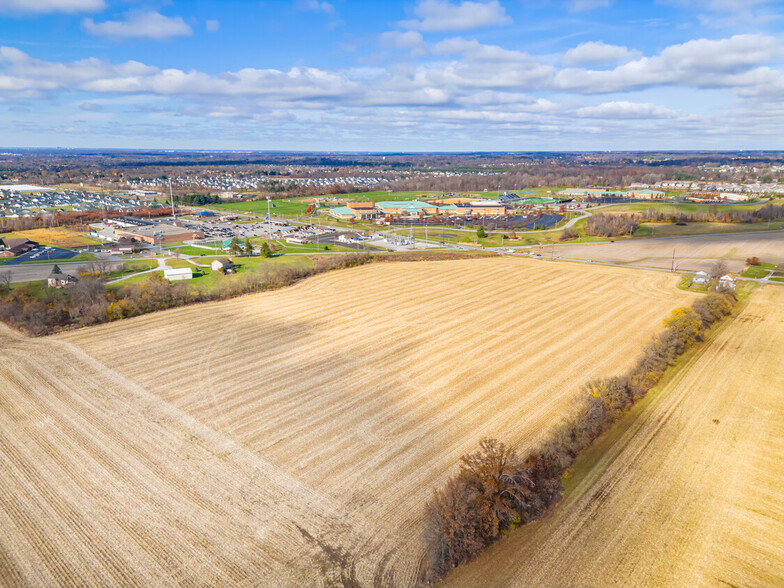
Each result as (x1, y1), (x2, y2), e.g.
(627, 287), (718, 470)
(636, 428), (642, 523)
(213, 198), (312, 217)
(166, 245), (222, 256)
(601, 201), (768, 215)
(677, 274), (710, 293)
(741, 263), (775, 279)
(186, 254), (313, 292)
(105, 260), (157, 279)
(633, 221), (784, 238)
(265, 239), (355, 254)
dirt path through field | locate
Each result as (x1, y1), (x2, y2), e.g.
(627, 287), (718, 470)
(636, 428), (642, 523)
(446, 285), (784, 587)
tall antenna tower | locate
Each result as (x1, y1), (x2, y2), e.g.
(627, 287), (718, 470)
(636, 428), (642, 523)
(169, 179), (176, 220)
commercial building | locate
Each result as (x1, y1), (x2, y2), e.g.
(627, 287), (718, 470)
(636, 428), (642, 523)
(115, 223), (204, 244)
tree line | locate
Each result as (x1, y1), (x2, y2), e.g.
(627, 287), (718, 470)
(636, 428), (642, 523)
(641, 202), (784, 224)
(0, 207), (172, 234)
(0, 250), (495, 336)
(422, 290), (736, 582)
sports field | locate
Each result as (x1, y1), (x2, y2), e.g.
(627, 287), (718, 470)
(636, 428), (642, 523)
(447, 285), (784, 587)
(2, 258), (693, 585)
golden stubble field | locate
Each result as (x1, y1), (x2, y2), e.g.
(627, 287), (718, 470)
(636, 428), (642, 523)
(1, 258), (695, 586)
(447, 285), (784, 587)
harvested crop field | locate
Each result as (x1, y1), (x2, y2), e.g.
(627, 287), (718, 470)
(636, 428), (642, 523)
(2, 228), (100, 248)
(446, 285), (784, 587)
(3, 258), (693, 586)
(552, 230), (784, 273)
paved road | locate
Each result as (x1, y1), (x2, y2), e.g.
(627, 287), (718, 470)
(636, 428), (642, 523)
(0, 261), (94, 283)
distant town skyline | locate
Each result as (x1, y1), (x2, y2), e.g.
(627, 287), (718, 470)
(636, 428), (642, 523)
(0, 0), (783, 151)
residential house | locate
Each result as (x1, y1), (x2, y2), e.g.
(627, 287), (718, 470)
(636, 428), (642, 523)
(47, 264), (77, 288)
(211, 258), (236, 273)
(718, 274), (737, 291)
(693, 271), (710, 285)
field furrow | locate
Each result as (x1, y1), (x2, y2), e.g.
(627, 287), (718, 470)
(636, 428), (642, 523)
(446, 285), (784, 588)
(52, 257), (693, 584)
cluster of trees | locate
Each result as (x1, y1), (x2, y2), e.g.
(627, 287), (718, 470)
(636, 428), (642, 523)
(584, 213), (640, 237)
(175, 193), (221, 205)
(423, 291), (736, 582)
(641, 202), (784, 224)
(0, 253), (379, 335)
(423, 440), (561, 581)
(227, 236), (255, 256)
(559, 227), (579, 241)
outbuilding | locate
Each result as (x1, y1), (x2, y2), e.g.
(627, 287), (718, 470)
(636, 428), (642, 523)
(163, 267), (193, 281)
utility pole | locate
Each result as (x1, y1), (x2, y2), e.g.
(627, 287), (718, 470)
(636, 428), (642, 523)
(671, 248), (675, 272)
(266, 196), (272, 249)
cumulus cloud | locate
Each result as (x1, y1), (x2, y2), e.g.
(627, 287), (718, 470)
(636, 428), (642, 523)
(433, 37), (533, 62)
(576, 101), (679, 119)
(83, 11), (193, 40)
(205, 19), (220, 32)
(554, 34), (782, 93)
(0, 0), (104, 13)
(400, 0), (511, 32)
(563, 41), (641, 66)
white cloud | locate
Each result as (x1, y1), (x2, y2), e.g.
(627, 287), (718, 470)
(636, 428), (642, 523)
(83, 11), (193, 40)
(665, 0), (773, 12)
(554, 34), (782, 93)
(563, 41), (641, 66)
(576, 101), (679, 119)
(0, 0), (104, 13)
(205, 20), (220, 32)
(433, 37), (533, 62)
(400, 0), (511, 32)
(567, 0), (611, 13)
(379, 31), (428, 55)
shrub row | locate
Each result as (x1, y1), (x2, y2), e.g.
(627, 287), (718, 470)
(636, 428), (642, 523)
(422, 291), (736, 582)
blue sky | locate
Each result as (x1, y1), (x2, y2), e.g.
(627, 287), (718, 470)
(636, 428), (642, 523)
(0, 0), (783, 151)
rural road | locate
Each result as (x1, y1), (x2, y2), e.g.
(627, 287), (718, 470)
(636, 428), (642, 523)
(0, 261), (98, 283)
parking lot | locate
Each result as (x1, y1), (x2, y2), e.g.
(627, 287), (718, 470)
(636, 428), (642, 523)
(5, 246), (79, 265)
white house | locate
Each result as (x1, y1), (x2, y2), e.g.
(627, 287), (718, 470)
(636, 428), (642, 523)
(693, 271), (710, 285)
(163, 267), (193, 281)
(718, 274), (737, 290)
